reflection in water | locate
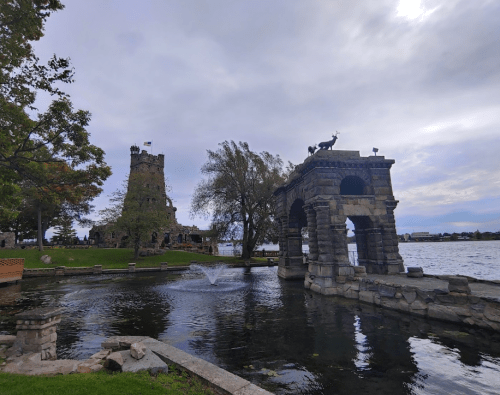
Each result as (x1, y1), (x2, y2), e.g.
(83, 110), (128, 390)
(1, 268), (500, 394)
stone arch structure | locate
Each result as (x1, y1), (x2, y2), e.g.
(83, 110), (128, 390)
(274, 150), (404, 292)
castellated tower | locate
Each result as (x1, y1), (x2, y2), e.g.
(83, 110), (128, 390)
(127, 145), (178, 224)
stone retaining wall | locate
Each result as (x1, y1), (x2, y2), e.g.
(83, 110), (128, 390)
(305, 273), (500, 331)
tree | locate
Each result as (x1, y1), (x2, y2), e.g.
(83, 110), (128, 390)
(99, 173), (170, 259)
(0, 0), (111, 233)
(191, 141), (289, 260)
(51, 215), (76, 244)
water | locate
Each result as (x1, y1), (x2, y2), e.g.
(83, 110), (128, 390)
(1, 241), (500, 394)
(220, 240), (500, 280)
(398, 241), (500, 280)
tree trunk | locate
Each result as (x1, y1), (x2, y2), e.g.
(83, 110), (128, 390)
(37, 205), (44, 251)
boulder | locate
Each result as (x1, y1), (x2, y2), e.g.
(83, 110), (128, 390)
(121, 349), (168, 374)
(105, 351), (125, 371)
(40, 255), (52, 264)
(130, 342), (146, 360)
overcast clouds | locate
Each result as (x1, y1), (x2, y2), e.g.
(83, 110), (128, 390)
(32, 0), (500, 237)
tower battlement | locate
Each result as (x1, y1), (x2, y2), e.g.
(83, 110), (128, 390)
(130, 146), (165, 174)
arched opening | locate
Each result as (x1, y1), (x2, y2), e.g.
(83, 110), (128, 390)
(151, 232), (158, 243)
(190, 234), (202, 243)
(288, 199), (307, 259)
(164, 233), (170, 244)
(340, 176), (365, 195)
(348, 215), (376, 270)
(177, 234), (183, 244)
(94, 232), (102, 244)
(1, 240), (5, 248)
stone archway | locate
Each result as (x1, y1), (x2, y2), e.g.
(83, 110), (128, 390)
(274, 149), (405, 292)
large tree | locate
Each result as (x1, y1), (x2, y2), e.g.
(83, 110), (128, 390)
(99, 173), (170, 259)
(191, 141), (288, 260)
(0, 0), (111, 246)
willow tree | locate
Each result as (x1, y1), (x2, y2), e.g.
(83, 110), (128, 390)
(191, 141), (288, 260)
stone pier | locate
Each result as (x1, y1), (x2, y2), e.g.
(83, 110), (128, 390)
(274, 149), (404, 292)
(13, 307), (64, 360)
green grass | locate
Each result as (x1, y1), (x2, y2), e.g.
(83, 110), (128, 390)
(0, 248), (265, 269)
(0, 367), (215, 395)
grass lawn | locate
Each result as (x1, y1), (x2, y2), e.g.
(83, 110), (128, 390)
(0, 367), (215, 395)
(0, 248), (266, 269)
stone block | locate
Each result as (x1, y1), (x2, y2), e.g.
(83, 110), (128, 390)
(448, 284), (471, 294)
(447, 276), (469, 286)
(428, 305), (461, 323)
(435, 293), (467, 305)
(337, 266), (354, 276)
(484, 304), (500, 323)
(0, 335), (16, 345)
(403, 290), (417, 304)
(90, 349), (111, 360)
(345, 289), (359, 299)
(416, 289), (436, 303)
(378, 285), (396, 298)
(407, 267), (423, 278)
(101, 339), (120, 349)
(105, 351), (125, 371)
(359, 291), (374, 304)
(353, 266), (366, 274)
(131, 342), (147, 360)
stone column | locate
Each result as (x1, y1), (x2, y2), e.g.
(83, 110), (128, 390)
(330, 223), (350, 265)
(314, 203), (332, 264)
(365, 227), (385, 273)
(14, 307), (64, 360)
(353, 229), (368, 265)
(305, 206), (318, 262)
(278, 216), (288, 258)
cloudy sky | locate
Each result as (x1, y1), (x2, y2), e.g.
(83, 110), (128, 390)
(33, 0), (500, 238)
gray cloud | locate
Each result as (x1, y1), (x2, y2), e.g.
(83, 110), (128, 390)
(32, 0), (500, 236)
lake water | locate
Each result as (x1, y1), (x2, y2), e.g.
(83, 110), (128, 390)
(1, 241), (500, 394)
(221, 240), (500, 280)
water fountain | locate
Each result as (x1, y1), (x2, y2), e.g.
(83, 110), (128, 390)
(189, 264), (227, 286)
(166, 263), (247, 293)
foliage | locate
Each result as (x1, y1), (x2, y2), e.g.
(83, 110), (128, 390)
(0, 0), (111, 242)
(191, 141), (288, 259)
(99, 173), (170, 259)
(51, 215), (76, 244)
(0, 368), (214, 395)
(0, 248), (241, 269)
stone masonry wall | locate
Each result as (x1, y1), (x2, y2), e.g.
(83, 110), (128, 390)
(305, 272), (500, 331)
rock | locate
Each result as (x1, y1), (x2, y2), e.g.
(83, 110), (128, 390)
(105, 351), (125, 371)
(121, 349), (168, 374)
(78, 361), (104, 373)
(101, 339), (120, 350)
(407, 267), (423, 278)
(448, 276), (471, 294)
(40, 255), (52, 264)
(0, 335), (17, 345)
(130, 342), (146, 360)
(89, 349), (111, 360)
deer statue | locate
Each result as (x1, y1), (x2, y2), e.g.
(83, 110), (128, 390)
(318, 131), (339, 150)
(308, 144), (317, 156)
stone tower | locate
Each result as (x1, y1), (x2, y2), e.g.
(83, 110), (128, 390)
(274, 149), (404, 293)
